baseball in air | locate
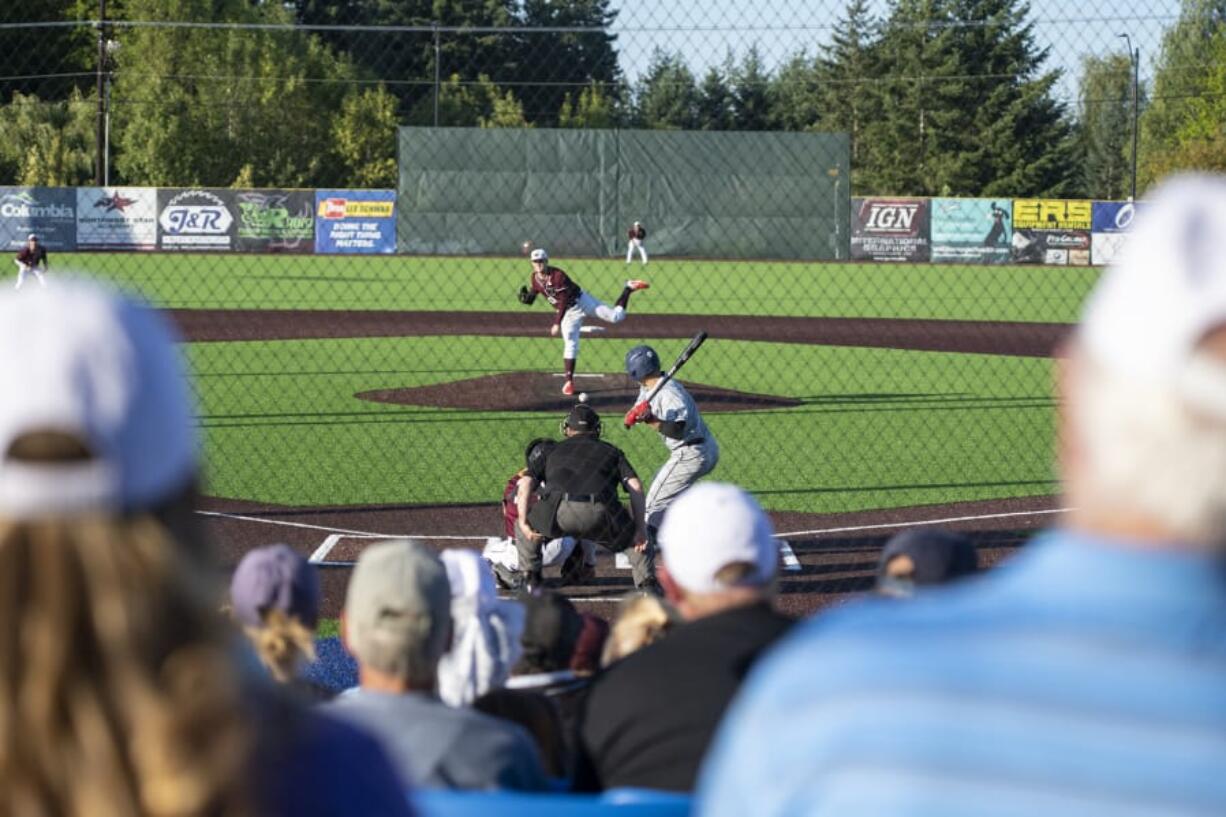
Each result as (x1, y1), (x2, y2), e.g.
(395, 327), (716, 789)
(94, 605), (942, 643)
(578, 392), (588, 403)
(521, 240), (534, 255)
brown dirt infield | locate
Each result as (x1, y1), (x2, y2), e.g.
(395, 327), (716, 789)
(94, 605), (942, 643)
(173, 307), (1071, 621)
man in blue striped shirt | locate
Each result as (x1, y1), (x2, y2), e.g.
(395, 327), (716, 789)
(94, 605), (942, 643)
(696, 174), (1226, 817)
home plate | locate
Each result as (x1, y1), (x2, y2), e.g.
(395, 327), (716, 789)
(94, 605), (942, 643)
(615, 552), (631, 570)
(579, 326), (607, 334)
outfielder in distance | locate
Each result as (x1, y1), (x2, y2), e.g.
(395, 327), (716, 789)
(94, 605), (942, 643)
(626, 221), (648, 265)
(518, 247), (650, 396)
(13, 233), (48, 290)
(623, 344), (720, 544)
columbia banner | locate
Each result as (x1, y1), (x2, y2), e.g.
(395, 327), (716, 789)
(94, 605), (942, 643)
(850, 197), (930, 262)
(930, 198), (1012, 263)
(0, 187), (77, 250)
(314, 190), (396, 254)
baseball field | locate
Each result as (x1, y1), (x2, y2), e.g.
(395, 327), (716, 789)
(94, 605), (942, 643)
(56, 251), (1099, 616)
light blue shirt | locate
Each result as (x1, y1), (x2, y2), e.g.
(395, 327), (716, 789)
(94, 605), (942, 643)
(696, 530), (1226, 817)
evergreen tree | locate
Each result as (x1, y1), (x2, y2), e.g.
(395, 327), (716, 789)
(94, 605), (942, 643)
(0, 1), (94, 103)
(516, 0), (622, 126)
(559, 81), (617, 128)
(768, 52), (823, 132)
(634, 50), (699, 129)
(729, 46), (772, 130)
(814, 0), (878, 172)
(696, 64), (735, 131)
(1076, 53), (1141, 200)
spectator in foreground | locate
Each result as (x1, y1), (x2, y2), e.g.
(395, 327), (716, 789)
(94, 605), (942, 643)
(874, 526), (979, 598)
(600, 591), (675, 667)
(230, 542), (335, 701)
(326, 539), (550, 791)
(697, 174), (1226, 816)
(570, 612), (611, 676)
(0, 280), (410, 816)
(575, 482), (793, 792)
(437, 548), (524, 707)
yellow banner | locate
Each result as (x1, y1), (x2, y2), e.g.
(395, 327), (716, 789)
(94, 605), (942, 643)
(1012, 199), (1092, 230)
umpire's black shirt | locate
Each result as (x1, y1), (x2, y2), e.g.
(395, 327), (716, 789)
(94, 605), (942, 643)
(544, 435), (637, 497)
(574, 602), (794, 793)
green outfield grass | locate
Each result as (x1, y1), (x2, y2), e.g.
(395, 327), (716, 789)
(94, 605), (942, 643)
(38, 252), (1080, 516)
(60, 252), (1100, 323)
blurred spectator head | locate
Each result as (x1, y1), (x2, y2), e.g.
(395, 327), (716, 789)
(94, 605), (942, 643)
(343, 539), (452, 689)
(569, 612), (610, 675)
(657, 482), (778, 617)
(515, 590), (584, 675)
(601, 592), (675, 667)
(437, 548), (524, 706)
(1066, 174), (1226, 548)
(0, 280), (254, 814)
(230, 543), (321, 682)
(875, 528), (979, 598)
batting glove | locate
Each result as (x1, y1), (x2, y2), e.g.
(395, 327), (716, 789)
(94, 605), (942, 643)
(624, 401), (652, 428)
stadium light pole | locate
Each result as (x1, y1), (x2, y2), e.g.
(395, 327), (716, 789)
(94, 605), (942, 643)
(95, 0), (108, 186)
(1118, 33), (1139, 201)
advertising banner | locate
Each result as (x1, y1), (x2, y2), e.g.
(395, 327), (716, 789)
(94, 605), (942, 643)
(0, 187), (77, 250)
(850, 197), (930, 262)
(315, 190), (396, 254)
(1012, 198), (1093, 231)
(234, 190), (315, 253)
(157, 188), (237, 251)
(76, 187), (158, 249)
(1091, 200), (1141, 266)
(930, 198), (1012, 263)
(1011, 228), (1091, 266)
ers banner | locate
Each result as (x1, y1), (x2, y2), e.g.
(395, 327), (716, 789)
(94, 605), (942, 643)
(850, 197), (930, 262)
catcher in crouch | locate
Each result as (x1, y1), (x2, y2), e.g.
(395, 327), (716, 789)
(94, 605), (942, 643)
(517, 247), (649, 396)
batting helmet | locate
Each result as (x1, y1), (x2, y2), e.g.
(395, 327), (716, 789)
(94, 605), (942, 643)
(524, 437), (555, 481)
(562, 404), (601, 437)
(624, 345), (661, 381)
(530, 248), (548, 263)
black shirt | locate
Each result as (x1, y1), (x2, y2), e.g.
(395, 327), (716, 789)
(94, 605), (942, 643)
(575, 602), (794, 793)
(545, 435), (637, 496)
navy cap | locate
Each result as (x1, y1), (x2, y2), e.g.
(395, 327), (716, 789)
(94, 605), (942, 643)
(230, 543), (321, 629)
(876, 528), (978, 597)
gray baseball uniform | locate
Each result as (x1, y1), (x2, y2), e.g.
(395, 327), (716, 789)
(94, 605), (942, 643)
(638, 378), (719, 532)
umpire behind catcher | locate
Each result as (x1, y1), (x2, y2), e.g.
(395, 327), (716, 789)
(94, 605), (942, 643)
(525, 405), (656, 591)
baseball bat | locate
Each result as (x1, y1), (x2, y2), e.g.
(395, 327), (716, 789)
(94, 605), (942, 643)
(627, 331), (708, 426)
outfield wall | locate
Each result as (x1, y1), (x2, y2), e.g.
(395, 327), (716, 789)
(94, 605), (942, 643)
(1, 184), (1139, 266)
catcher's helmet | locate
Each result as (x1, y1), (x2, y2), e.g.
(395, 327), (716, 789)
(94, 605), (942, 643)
(562, 404), (601, 437)
(524, 437), (555, 481)
(624, 345), (661, 381)
(529, 247), (548, 263)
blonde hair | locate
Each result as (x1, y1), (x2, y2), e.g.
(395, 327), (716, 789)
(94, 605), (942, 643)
(0, 513), (256, 817)
(601, 593), (674, 667)
(243, 609), (317, 684)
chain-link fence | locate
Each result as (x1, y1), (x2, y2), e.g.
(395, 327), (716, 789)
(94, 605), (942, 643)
(0, 2), (1216, 599)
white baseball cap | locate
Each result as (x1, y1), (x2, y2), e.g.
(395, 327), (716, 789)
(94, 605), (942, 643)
(0, 279), (198, 517)
(26, 234), (36, 241)
(1079, 173), (1226, 415)
(530, 248), (548, 262)
(658, 482), (779, 594)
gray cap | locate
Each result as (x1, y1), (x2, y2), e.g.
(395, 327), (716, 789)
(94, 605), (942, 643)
(344, 539), (452, 676)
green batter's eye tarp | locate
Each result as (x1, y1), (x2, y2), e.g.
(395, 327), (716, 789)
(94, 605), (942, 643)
(397, 127), (851, 260)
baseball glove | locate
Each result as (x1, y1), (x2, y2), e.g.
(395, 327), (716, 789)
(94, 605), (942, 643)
(517, 285), (536, 305)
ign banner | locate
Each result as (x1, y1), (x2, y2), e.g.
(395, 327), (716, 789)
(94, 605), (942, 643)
(314, 190), (396, 254)
(1011, 198), (1092, 265)
(0, 187), (77, 250)
(930, 198), (1012, 264)
(157, 188), (237, 251)
(76, 187), (158, 249)
(1091, 201), (1141, 266)
(850, 197), (930, 262)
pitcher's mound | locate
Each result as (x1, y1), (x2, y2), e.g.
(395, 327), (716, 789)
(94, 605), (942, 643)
(356, 371), (800, 413)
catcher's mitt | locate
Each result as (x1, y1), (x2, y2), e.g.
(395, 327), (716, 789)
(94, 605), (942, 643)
(517, 285), (536, 305)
